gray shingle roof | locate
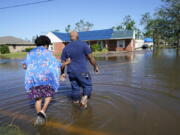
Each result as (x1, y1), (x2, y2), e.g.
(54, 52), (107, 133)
(0, 36), (32, 45)
(112, 30), (134, 39)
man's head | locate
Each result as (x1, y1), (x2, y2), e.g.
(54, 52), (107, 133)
(70, 31), (79, 41)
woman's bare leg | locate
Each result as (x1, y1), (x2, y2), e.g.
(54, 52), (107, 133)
(42, 97), (52, 113)
(35, 98), (42, 113)
(34, 98), (46, 126)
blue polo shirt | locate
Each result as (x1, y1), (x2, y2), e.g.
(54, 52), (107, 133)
(61, 40), (92, 74)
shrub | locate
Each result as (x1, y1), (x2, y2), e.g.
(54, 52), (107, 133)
(0, 45), (10, 54)
(24, 48), (33, 52)
(91, 44), (101, 52)
(101, 48), (108, 52)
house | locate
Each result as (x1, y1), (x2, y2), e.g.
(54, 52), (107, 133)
(0, 36), (35, 53)
(47, 29), (136, 55)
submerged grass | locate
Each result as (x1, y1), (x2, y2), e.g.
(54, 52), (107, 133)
(0, 50), (109, 59)
(0, 52), (27, 59)
(0, 125), (27, 135)
(0, 47), (179, 59)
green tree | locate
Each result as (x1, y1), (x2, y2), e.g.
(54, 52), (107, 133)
(65, 24), (71, 32)
(140, 12), (154, 37)
(113, 15), (136, 30)
(157, 0), (180, 47)
(114, 15), (142, 39)
(141, 0), (180, 47)
(135, 28), (143, 39)
(122, 15), (136, 30)
(112, 25), (123, 31)
(75, 19), (94, 32)
(141, 13), (166, 46)
(64, 20), (94, 33)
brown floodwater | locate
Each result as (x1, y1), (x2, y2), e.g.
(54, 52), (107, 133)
(0, 49), (180, 135)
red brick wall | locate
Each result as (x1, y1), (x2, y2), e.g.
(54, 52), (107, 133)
(53, 42), (65, 55)
(53, 39), (135, 54)
(125, 39), (135, 51)
(116, 39), (135, 51)
(116, 46), (124, 51)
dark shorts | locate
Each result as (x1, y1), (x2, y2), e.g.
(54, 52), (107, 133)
(28, 85), (55, 100)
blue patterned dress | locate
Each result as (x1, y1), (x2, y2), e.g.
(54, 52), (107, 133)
(23, 46), (61, 99)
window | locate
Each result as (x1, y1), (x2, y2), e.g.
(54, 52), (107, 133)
(117, 40), (125, 48)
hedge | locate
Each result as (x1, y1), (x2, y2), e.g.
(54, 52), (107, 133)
(0, 45), (10, 54)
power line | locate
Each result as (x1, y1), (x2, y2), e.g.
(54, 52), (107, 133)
(0, 0), (55, 10)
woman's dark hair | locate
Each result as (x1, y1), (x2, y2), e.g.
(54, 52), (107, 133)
(35, 35), (51, 46)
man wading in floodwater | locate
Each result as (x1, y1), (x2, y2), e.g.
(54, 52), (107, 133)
(61, 31), (99, 108)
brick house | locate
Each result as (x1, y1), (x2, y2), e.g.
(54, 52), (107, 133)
(0, 36), (35, 53)
(47, 29), (135, 55)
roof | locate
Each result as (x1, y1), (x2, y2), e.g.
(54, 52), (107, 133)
(51, 29), (134, 42)
(144, 38), (153, 42)
(112, 30), (134, 39)
(0, 36), (33, 45)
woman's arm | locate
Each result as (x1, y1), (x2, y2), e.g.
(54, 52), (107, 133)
(22, 64), (27, 69)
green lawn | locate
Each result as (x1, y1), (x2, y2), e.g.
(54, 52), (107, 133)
(0, 52), (27, 59)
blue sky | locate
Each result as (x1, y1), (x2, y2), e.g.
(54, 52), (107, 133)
(0, 0), (162, 40)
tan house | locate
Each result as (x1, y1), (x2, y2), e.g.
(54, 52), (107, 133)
(0, 36), (35, 53)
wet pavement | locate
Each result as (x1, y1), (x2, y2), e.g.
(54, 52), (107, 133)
(0, 49), (180, 135)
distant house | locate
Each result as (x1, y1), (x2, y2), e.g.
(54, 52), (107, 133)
(0, 36), (35, 53)
(47, 29), (136, 55)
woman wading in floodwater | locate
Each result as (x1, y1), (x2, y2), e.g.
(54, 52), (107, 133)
(22, 35), (70, 126)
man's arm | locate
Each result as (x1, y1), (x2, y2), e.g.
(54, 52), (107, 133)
(61, 64), (65, 75)
(87, 53), (99, 72)
(60, 47), (71, 80)
(61, 58), (71, 75)
(61, 48), (67, 75)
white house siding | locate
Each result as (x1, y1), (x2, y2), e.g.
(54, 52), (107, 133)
(135, 40), (144, 49)
(46, 32), (63, 51)
(46, 32), (63, 43)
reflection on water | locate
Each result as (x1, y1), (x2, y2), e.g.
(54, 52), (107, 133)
(0, 49), (180, 135)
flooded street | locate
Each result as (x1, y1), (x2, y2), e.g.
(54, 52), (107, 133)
(0, 49), (180, 135)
